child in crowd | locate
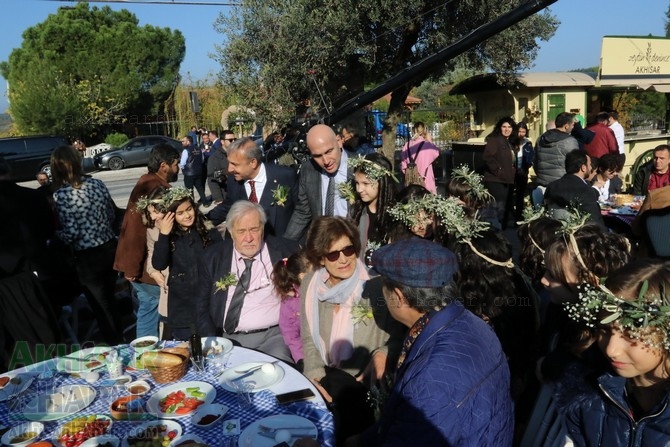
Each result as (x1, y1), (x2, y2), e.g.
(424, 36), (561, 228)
(348, 153), (398, 266)
(387, 184), (440, 243)
(272, 250), (311, 371)
(152, 187), (222, 340)
(446, 165), (498, 227)
(563, 259), (670, 446)
(137, 187), (169, 339)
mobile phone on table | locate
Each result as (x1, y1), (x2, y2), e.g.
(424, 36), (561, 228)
(275, 388), (316, 405)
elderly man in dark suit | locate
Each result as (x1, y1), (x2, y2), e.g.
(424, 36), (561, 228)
(284, 124), (352, 241)
(207, 137), (298, 237)
(197, 201), (297, 362)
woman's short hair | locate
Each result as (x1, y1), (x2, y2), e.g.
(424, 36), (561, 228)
(382, 278), (455, 314)
(597, 153), (621, 173)
(51, 145), (84, 189)
(226, 200), (267, 233)
(305, 217), (361, 267)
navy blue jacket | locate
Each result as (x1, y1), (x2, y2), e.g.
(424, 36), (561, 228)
(361, 302), (514, 446)
(566, 373), (670, 447)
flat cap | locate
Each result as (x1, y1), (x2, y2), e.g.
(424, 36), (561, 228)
(371, 238), (458, 288)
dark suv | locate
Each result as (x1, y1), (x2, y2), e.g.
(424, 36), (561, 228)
(0, 135), (69, 181)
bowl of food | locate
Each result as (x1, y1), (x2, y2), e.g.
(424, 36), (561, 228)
(191, 403), (228, 429)
(109, 396), (144, 421)
(79, 434), (120, 447)
(1, 422), (44, 447)
(125, 380), (150, 396)
(56, 415), (113, 447)
(130, 336), (159, 353)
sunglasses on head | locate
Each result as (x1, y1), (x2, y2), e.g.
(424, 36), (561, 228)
(324, 245), (356, 262)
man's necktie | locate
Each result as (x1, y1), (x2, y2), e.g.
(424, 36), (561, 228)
(224, 258), (254, 334)
(324, 176), (335, 216)
(248, 180), (258, 204)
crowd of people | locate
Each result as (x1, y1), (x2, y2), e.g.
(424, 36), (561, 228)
(3, 112), (670, 446)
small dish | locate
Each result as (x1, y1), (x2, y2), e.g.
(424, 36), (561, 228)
(125, 380), (150, 396)
(168, 434), (205, 447)
(1, 422), (44, 447)
(191, 403), (229, 429)
(80, 434), (120, 447)
(130, 336), (159, 353)
(109, 396), (144, 421)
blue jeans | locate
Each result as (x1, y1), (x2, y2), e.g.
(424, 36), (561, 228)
(131, 282), (160, 338)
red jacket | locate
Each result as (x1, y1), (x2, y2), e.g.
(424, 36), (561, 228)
(584, 123), (618, 159)
(113, 172), (170, 283)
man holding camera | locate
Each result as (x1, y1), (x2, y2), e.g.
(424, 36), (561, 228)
(206, 130), (235, 204)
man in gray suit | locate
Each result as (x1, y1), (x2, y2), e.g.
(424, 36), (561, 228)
(284, 124), (351, 240)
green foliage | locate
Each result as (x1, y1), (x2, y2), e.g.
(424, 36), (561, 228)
(215, 0), (558, 131)
(105, 133), (129, 147)
(1, 2), (185, 139)
(411, 110), (439, 127)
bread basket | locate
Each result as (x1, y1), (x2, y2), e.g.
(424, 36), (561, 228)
(145, 347), (189, 384)
(613, 194), (634, 207)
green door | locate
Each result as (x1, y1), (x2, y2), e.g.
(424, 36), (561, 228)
(547, 94), (565, 123)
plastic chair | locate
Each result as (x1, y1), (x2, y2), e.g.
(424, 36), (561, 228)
(642, 206), (670, 258)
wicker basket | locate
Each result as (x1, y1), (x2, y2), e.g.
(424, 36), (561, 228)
(146, 347), (189, 384)
(613, 194), (634, 207)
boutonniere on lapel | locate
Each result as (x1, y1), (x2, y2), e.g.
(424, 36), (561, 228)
(351, 303), (374, 326)
(338, 182), (356, 205)
(215, 273), (238, 292)
(271, 184), (290, 206)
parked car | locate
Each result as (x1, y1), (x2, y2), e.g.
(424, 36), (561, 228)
(0, 135), (69, 181)
(93, 136), (182, 170)
(365, 110), (411, 148)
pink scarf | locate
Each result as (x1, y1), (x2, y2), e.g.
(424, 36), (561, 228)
(304, 260), (369, 367)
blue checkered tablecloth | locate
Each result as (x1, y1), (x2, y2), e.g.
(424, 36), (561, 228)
(0, 345), (334, 447)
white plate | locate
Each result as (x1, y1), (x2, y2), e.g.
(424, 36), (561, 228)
(0, 372), (34, 402)
(169, 433), (206, 447)
(56, 347), (113, 373)
(80, 434), (120, 447)
(218, 362), (285, 392)
(238, 415), (317, 447)
(1, 421), (44, 447)
(24, 385), (97, 421)
(145, 381), (216, 419)
(122, 420), (182, 447)
(55, 415), (114, 447)
(201, 337), (233, 357)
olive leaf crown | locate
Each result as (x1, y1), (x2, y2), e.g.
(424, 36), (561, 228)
(566, 281), (670, 351)
(450, 165), (493, 203)
(136, 186), (192, 213)
(348, 155), (399, 183)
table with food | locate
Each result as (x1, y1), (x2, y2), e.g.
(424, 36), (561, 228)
(599, 193), (644, 229)
(0, 337), (334, 447)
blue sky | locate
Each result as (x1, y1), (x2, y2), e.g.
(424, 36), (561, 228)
(1, 0), (667, 114)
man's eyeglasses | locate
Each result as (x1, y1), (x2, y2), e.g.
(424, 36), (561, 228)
(324, 245), (356, 262)
(225, 138), (237, 142)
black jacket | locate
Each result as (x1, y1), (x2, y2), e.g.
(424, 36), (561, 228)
(196, 235), (298, 336)
(544, 174), (605, 230)
(152, 227), (223, 328)
(632, 160), (653, 196)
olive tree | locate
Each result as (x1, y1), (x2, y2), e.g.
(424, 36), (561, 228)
(215, 0), (558, 161)
(0, 2), (185, 139)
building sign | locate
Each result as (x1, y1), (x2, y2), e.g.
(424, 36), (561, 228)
(601, 36), (670, 76)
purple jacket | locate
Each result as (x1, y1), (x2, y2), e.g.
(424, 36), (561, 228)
(279, 292), (303, 362)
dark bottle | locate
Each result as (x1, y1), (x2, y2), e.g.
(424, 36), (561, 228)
(190, 327), (203, 362)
